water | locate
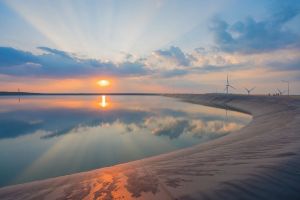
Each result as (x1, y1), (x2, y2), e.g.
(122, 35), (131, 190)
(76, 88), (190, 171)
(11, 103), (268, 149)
(0, 95), (251, 187)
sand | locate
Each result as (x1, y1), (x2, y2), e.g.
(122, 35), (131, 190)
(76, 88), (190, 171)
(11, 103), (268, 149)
(0, 94), (299, 200)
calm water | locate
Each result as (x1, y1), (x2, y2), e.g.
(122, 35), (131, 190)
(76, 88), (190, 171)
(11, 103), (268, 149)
(0, 95), (251, 187)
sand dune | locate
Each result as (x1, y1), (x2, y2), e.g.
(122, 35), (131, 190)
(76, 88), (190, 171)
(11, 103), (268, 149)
(0, 94), (299, 200)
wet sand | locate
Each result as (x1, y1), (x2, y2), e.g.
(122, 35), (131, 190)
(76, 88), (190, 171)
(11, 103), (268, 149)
(0, 94), (300, 200)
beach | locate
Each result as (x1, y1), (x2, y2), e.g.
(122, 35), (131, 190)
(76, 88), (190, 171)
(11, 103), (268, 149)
(0, 94), (299, 200)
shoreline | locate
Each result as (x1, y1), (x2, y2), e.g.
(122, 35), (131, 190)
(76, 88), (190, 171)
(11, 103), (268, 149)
(0, 94), (299, 199)
(0, 91), (161, 96)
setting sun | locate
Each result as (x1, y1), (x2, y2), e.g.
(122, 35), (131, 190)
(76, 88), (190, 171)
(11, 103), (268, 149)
(97, 80), (110, 87)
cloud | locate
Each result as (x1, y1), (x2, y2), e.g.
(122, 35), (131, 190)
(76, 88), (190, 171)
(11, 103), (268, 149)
(195, 63), (250, 73)
(210, 0), (300, 53)
(154, 46), (190, 66)
(0, 47), (37, 67)
(1, 43), (296, 80)
(160, 69), (189, 78)
(0, 47), (149, 77)
(149, 46), (251, 78)
(117, 61), (150, 76)
(0, 46), (250, 79)
(270, 0), (300, 24)
(267, 58), (300, 71)
(37, 46), (72, 58)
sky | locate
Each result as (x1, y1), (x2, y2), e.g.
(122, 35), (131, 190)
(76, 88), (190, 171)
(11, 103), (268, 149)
(0, 0), (300, 94)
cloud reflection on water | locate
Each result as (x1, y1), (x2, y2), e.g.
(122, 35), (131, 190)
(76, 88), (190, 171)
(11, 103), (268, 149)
(0, 96), (251, 187)
(0, 96), (249, 140)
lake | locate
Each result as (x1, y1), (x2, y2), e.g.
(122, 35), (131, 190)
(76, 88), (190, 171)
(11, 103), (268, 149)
(0, 95), (251, 187)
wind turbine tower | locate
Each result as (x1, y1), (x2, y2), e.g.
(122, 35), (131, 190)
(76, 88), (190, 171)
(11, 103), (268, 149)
(225, 74), (235, 94)
(282, 80), (290, 96)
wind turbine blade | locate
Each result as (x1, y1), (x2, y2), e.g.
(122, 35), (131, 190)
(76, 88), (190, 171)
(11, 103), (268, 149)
(250, 87), (255, 91)
(229, 85), (235, 89)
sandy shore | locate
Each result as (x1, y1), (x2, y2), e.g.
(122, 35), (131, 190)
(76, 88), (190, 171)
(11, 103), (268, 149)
(0, 94), (300, 200)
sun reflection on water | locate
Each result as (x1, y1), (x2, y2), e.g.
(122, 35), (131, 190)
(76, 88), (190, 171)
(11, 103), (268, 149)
(99, 95), (109, 108)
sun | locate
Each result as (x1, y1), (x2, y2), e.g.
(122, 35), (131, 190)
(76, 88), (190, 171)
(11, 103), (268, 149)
(97, 79), (110, 87)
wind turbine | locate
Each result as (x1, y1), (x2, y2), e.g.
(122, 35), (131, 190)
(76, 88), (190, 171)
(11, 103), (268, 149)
(244, 87), (255, 95)
(282, 80), (290, 96)
(277, 88), (284, 95)
(225, 74), (235, 94)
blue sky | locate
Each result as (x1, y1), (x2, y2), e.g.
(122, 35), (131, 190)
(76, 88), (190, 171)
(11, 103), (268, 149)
(0, 0), (300, 93)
